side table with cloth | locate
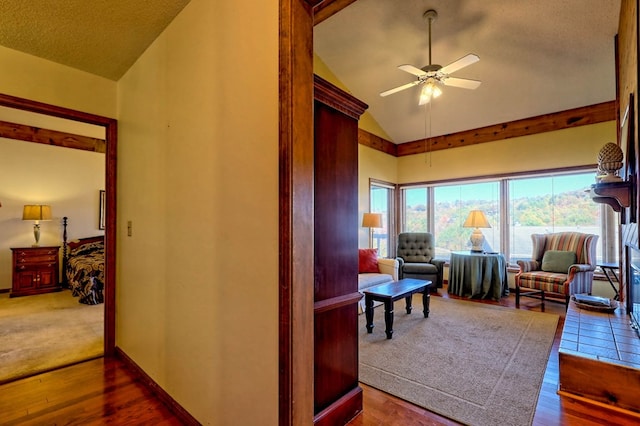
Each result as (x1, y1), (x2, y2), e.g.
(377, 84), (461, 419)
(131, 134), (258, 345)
(448, 251), (508, 300)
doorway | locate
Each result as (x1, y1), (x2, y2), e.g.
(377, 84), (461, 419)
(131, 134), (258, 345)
(0, 93), (117, 364)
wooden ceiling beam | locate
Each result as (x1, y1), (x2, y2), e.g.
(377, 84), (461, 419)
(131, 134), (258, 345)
(313, 0), (359, 25)
(359, 101), (617, 157)
(358, 129), (397, 156)
(0, 119), (106, 153)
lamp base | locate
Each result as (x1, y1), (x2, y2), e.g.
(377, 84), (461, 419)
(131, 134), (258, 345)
(469, 228), (485, 253)
(33, 223), (41, 247)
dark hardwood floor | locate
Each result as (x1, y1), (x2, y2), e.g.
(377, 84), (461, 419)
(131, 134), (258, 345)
(0, 357), (183, 425)
(2, 285), (640, 425)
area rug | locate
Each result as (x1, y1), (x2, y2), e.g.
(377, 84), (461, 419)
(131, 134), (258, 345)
(359, 296), (559, 426)
(0, 290), (103, 384)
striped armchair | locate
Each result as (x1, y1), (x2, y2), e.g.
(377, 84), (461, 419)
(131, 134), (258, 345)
(515, 232), (599, 310)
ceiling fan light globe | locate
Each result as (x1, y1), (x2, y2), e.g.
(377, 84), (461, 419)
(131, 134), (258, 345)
(419, 82), (441, 105)
(418, 91), (431, 105)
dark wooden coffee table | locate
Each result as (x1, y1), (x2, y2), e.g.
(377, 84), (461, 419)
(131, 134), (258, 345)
(363, 278), (432, 339)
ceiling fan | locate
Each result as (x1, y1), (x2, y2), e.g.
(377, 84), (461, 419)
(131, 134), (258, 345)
(380, 9), (481, 105)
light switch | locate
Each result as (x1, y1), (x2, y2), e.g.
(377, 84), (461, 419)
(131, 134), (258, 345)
(127, 221), (132, 237)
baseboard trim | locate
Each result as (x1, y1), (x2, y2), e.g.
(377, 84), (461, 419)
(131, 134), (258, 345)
(114, 347), (200, 425)
(313, 385), (363, 425)
(0, 288), (10, 294)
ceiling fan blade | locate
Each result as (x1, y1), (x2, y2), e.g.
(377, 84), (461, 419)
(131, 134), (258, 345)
(442, 77), (481, 90)
(398, 64), (427, 77)
(439, 53), (479, 75)
(380, 81), (420, 97)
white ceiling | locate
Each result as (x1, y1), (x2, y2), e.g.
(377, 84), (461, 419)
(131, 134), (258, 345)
(314, 0), (621, 143)
(0, 0), (191, 81)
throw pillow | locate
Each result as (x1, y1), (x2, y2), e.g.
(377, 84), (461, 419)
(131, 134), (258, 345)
(358, 248), (379, 273)
(541, 250), (577, 273)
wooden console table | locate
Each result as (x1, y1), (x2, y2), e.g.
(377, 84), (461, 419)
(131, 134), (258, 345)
(558, 300), (640, 413)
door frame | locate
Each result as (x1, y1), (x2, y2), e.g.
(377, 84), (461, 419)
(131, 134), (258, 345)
(0, 93), (117, 356)
(278, 1), (356, 424)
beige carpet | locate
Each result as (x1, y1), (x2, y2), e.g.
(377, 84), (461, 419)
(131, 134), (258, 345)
(0, 290), (103, 384)
(359, 296), (558, 426)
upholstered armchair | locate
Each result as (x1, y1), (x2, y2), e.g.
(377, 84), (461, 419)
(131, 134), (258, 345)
(515, 232), (599, 309)
(396, 232), (444, 291)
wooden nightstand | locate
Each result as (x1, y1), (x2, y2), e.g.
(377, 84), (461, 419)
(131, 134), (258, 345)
(10, 246), (61, 297)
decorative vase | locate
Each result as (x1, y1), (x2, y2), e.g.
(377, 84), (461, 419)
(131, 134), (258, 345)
(597, 142), (624, 183)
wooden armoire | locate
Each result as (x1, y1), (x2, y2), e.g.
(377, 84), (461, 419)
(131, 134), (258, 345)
(313, 75), (368, 425)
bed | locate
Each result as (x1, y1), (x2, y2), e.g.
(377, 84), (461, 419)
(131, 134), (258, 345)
(62, 218), (105, 305)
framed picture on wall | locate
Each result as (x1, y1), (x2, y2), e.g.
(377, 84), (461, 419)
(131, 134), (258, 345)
(99, 190), (106, 230)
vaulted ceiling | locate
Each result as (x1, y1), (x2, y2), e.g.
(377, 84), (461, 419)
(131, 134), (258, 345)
(0, 0), (621, 147)
(314, 0), (621, 143)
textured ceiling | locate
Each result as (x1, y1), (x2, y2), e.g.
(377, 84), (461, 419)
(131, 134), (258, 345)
(314, 0), (621, 143)
(0, 0), (191, 81)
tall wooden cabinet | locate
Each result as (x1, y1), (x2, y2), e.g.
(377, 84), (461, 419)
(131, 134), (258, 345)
(313, 75), (368, 425)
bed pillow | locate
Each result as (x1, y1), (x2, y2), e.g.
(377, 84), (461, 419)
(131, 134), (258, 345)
(359, 248), (379, 273)
(541, 250), (577, 273)
(68, 235), (104, 251)
(70, 240), (104, 257)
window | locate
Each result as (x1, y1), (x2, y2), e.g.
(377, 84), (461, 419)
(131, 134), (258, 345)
(434, 181), (500, 256)
(370, 180), (395, 257)
(399, 169), (615, 264)
(403, 187), (428, 232)
(509, 172), (603, 262)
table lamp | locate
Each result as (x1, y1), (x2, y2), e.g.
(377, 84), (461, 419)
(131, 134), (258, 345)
(362, 212), (382, 249)
(463, 210), (490, 252)
(23, 204), (52, 246)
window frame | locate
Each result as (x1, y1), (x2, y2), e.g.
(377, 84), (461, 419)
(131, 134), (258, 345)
(398, 166), (615, 264)
(369, 178), (396, 258)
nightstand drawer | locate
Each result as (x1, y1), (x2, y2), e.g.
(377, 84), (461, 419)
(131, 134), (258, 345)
(15, 253), (58, 264)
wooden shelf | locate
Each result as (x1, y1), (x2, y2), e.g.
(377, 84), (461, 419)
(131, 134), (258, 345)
(590, 181), (632, 212)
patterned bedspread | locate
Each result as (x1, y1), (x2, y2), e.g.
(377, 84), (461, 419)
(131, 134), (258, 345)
(66, 240), (104, 305)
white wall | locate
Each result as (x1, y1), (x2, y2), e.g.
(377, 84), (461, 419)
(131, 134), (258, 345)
(116, 0), (278, 424)
(0, 45), (115, 117)
(0, 138), (105, 290)
(0, 48), (113, 292)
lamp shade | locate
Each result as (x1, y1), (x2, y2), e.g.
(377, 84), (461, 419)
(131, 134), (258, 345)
(463, 210), (490, 228)
(362, 212), (382, 228)
(22, 205), (52, 221)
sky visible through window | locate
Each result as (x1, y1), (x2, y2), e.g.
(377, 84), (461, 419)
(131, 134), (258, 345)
(400, 173), (595, 208)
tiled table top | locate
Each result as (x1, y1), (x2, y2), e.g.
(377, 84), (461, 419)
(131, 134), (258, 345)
(559, 301), (640, 368)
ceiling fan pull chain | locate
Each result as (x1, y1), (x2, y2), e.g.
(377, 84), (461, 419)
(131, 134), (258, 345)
(423, 102), (432, 167)
(428, 14), (432, 65)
